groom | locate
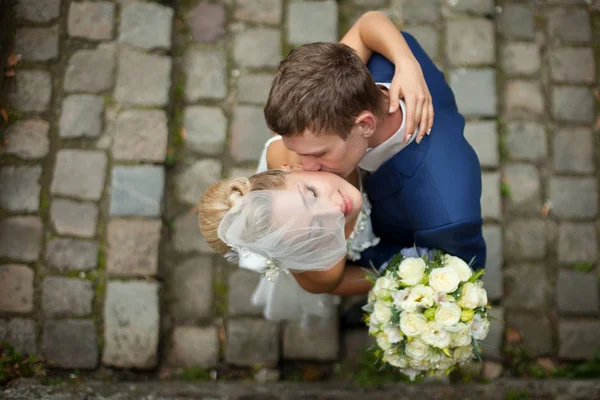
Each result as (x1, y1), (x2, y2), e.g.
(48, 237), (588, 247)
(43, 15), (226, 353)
(264, 35), (486, 272)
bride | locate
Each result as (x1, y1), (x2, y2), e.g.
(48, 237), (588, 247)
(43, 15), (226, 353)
(198, 12), (433, 324)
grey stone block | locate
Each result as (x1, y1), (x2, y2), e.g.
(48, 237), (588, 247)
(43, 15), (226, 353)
(507, 313), (553, 356)
(485, 307), (504, 360)
(481, 172), (501, 219)
(109, 166), (164, 217)
(1, 120), (49, 160)
(184, 106), (227, 155)
(406, 25), (440, 61)
(341, 328), (373, 362)
(0, 265), (34, 313)
(186, 2), (225, 43)
(68, 1), (115, 40)
(64, 44), (116, 93)
(42, 277), (94, 318)
(106, 219), (161, 276)
(464, 121), (498, 167)
(119, 2), (173, 50)
(167, 326), (219, 368)
(446, 18), (495, 66)
(482, 225), (503, 301)
(43, 320), (98, 369)
(552, 86), (595, 123)
(559, 320), (600, 360)
(547, 8), (592, 43)
(15, 0), (60, 22)
(7, 70), (52, 112)
(288, 1), (337, 44)
(176, 160), (222, 206)
(234, 28), (282, 68)
(112, 110), (168, 162)
(225, 318), (279, 367)
(504, 80), (543, 118)
(45, 238), (98, 271)
(184, 49), (227, 102)
(504, 163), (541, 212)
(237, 73), (274, 104)
(550, 48), (595, 84)
(283, 317), (339, 361)
(501, 42), (541, 76)
(445, 0), (493, 14)
(498, 4), (534, 40)
(14, 26), (59, 62)
(394, 0), (440, 23)
(228, 269), (262, 317)
(505, 219), (546, 261)
(59, 95), (104, 138)
(230, 106), (274, 162)
(550, 178), (597, 218)
(234, 0), (282, 24)
(557, 270), (599, 314)
(0, 166), (41, 212)
(0, 217), (42, 262)
(505, 121), (547, 162)
(558, 223), (597, 264)
(173, 211), (215, 254)
(51, 199), (98, 238)
(449, 68), (496, 117)
(51, 150), (107, 201)
(170, 257), (213, 321)
(553, 127), (594, 173)
(2, 318), (37, 355)
(504, 264), (549, 310)
(115, 48), (171, 107)
(103, 281), (159, 368)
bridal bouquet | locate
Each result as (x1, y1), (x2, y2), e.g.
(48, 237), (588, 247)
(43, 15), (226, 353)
(364, 249), (490, 380)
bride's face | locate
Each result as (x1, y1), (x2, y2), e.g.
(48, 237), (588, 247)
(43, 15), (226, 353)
(282, 171), (363, 227)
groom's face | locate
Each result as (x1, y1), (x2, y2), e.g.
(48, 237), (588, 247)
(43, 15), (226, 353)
(281, 126), (368, 178)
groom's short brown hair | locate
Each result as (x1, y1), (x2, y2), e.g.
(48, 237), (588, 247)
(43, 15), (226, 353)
(264, 42), (386, 139)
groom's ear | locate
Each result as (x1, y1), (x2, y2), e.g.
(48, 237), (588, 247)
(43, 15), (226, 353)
(355, 111), (376, 138)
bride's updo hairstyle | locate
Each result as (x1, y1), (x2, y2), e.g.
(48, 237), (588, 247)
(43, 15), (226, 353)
(198, 169), (289, 255)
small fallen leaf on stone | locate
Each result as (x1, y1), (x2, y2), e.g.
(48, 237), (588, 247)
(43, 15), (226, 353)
(541, 201), (552, 217)
(0, 108), (8, 123)
(506, 326), (522, 344)
(7, 53), (20, 67)
(5, 69), (15, 78)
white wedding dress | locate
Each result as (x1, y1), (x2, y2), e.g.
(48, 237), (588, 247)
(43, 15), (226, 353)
(251, 136), (380, 324)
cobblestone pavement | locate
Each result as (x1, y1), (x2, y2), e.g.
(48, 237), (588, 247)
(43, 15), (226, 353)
(0, 0), (599, 383)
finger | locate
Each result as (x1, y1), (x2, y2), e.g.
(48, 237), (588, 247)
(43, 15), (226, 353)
(404, 97), (416, 142)
(389, 86), (402, 113)
(416, 102), (429, 143)
(413, 98), (424, 143)
(427, 101), (434, 134)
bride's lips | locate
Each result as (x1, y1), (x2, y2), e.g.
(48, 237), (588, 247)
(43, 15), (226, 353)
(339, 191), (352, 217)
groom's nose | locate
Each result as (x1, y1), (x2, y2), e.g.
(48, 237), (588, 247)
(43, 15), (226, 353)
(300, 157), (321, 171)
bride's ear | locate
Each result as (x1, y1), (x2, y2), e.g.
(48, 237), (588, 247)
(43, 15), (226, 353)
(355, 111), (376, 138)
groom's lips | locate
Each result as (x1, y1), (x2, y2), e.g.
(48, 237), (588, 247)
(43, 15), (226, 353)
(340, 191), (352, 217)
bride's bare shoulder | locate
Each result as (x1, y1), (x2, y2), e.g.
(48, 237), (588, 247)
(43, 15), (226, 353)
(266, 137), (300, 169)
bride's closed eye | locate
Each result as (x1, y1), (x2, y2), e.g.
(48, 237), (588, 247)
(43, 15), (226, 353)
(306, 184), (318, 198)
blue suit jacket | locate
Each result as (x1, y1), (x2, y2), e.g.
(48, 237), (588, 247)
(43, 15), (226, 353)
(355, 32), (486, 270)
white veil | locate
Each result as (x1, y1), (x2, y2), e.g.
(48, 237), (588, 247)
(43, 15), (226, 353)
(217, 189), (347, 323)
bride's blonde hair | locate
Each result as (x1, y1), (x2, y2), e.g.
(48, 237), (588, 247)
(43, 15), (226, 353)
(198, 169), (289, 255)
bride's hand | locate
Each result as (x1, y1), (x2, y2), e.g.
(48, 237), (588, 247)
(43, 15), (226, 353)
(388, 58), (434, 144)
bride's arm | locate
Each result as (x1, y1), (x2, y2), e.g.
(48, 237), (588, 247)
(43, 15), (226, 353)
(292, 260), (372, 296)
(329, 265), (372, 296)
(265, 137), (301, 169)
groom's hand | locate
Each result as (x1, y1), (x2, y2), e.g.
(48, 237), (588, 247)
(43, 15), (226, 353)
(389, 58), (434, 144)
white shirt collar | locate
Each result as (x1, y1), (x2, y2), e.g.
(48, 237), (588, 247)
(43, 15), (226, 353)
(358, 82), (418, 172)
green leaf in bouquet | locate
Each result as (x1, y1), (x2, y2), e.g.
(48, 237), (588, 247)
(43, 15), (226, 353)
(391, 307), (402, 325)
(472, 338), (483, 362)
(423, 307), (436, 320)
(362, 302), (374, 313)
(468, 268), (486, 283)
(362, 264), (381, 284)
(386, 252), (405, 274)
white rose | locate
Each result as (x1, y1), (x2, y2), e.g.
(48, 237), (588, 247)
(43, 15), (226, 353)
(429, 267), (460, 293)
(409, 357), (430, 371)
(444, 255), (472, 282)
(451, 323), (472, 347)
(397, 257), (426, 286)
(470, 314), (490, 341)
(458, 282), (480, 309)
(477, 282), (488, 307)
(434, 302), (461, 328)
(376, 333), (392, 350)
(453, 345), (474, 364)
(392, 288), (410, 307)
(399, 311), (428, 337)
(429, 351), (456, 371)
(373, 301), (393, 324)
(421, 321), (451, 349)
(384, 326), (404, 344)
(405, 339), (430, 360)
(399, 284), (435, 311)
(384, 350), (408, 368)
(373, 276), (396, 299)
